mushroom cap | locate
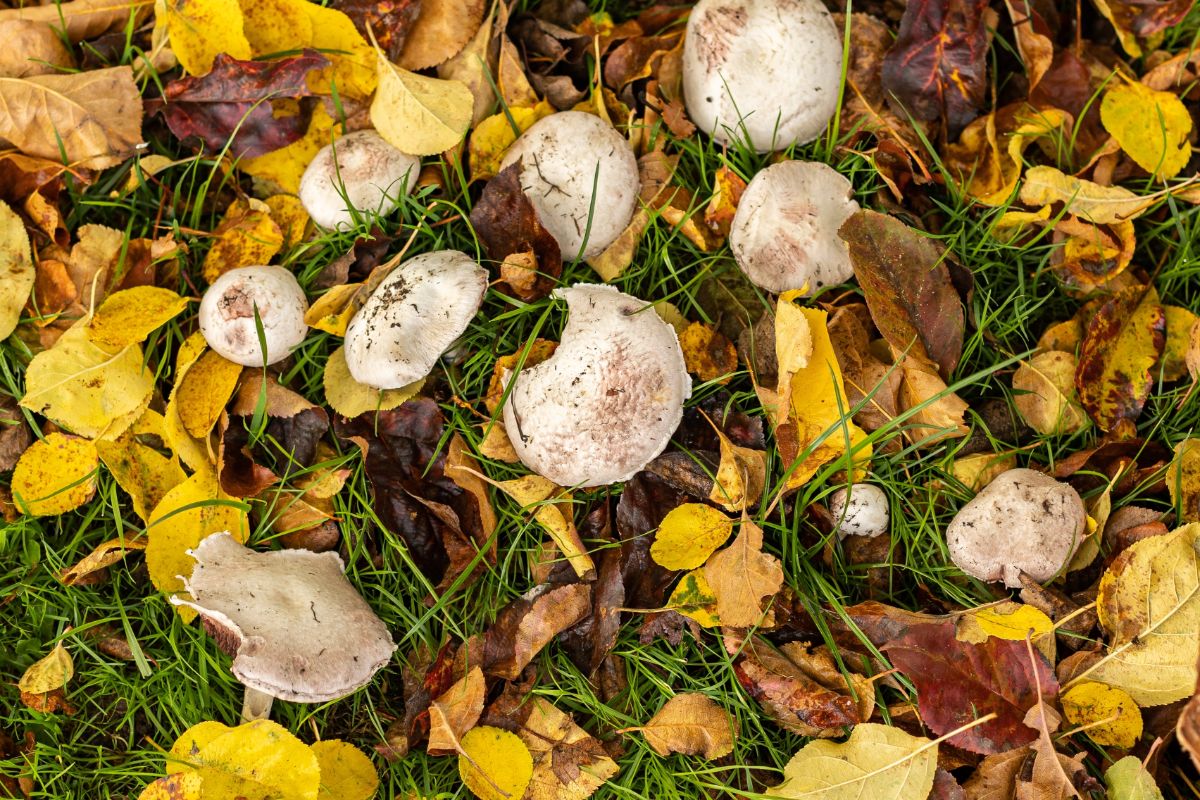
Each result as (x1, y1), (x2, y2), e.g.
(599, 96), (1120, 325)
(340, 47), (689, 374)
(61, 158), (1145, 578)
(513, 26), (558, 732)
(730, 160), (860, 294)
(343, 250), (488, 389)
(299, 130), (421, 230)
(502, 284), (692, 487)
(682, 0), (843, 152)
(829, 484), (889, 539)
(499, 111), (638, 259)
(946, 468), (1087, 588)
(173, 533), (396, 703)
(198, 266), (309, 367)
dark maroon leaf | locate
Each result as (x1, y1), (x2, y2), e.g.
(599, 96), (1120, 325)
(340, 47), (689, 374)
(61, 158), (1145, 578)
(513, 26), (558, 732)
(314, 227), (395, 289)
(931, 768), (965, 800)
(616, 472), (688, 608)
(1106, 0), (1196, 38)
(158, 51), (328, 159)
(881, 0), (990, 137)
(331, 0), (423, 62)
(468, 162), (563, 301)
(481, 583), (592, 679)
(884, 622), (1058, 754)
(559, 503), (625, 677)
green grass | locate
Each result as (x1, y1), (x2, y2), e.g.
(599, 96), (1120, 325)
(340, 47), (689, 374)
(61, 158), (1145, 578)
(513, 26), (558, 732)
(3, 3), (1200, 799)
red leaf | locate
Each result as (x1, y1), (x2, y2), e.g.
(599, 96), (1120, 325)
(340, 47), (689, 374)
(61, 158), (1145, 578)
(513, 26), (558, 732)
(1108, 0), (1196, 37)
(159, 51), (329, 159)
(468, 162), (563, 301)
(881, 0), (990, 137)
(884, 622), (1058, 754)
(331, 0), (423, 62)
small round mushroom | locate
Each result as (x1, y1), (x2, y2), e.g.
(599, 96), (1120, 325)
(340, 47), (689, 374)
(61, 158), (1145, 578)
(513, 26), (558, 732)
(173, 532), (396, 722)
(682, 0), (843, 152)
(946, 468), (1087, 589)
(829, 484), (889, 539)
(730, 161), (860, 294)
(298, 130), (421, 230)
(343, 250), (488, 389)
(502, 284), (692, 487)
(499, 111), (638, 259)
(198, 266), (308, 366)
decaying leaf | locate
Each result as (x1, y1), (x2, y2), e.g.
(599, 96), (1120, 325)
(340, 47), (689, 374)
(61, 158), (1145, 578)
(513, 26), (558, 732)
(427, 666), (485, 754)
(667, 569), (720, 628)
(773, 723), (938, 800)
(509, 697), (619, 800)
(0, 199), (33, 340)
(1060, 681), (1142, 748)
(160, 0), (251, 76)
(86, 286), (189, 349)
(622, 693), (734, 758)
(1170, 438), (1200, 523)
(481, 583), (591, 679)
(1100, 79), (1192, 181)
(1013, 351), (1088, 436)
(468, 162), (563, 301)
(59, 536), (147, 586)
(201, 198), (285, 283)
(1075, 286), (1165, 433)
(323, 346), (424, 418)
(18, 642), (73, 694)
(1018, 166), (1156, 224)
(10, 432), (97, 516)
(704, 518), (783, 628)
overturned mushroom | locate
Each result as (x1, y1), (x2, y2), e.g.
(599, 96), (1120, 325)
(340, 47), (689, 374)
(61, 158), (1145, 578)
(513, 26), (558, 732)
(343, 250), (488, 389)
(502, 284), (691, 486)
(299, 130), (420, 230)
(173, 532), (396, 721)
(499, 111), (638, 259)
(730, 161), (860, 294)
(198, 266), (309, 366)
(682, 0), (843, 152)
(829, 484), (889, 539)
(946, 468), (1086, 588)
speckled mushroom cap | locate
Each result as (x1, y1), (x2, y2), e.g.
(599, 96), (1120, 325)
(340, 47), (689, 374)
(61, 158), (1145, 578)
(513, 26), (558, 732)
(502, 284), (692, 487)
(730, 161), (860, 294)
(198, 266), (309, 366)
(299, 130), (421, 230)
(682, 0), (843, 152)
(172, 533), (396, 703)
(499, 111), (639, 259)
(342, 250), (488, 390)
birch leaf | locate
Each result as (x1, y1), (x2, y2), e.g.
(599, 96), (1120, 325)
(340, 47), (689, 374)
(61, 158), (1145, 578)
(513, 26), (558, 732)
(371, 48), (472, 155)
(773, 723), (937, 800)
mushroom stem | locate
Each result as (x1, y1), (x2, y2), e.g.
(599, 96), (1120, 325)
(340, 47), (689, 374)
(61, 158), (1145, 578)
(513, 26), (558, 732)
(241, 687), (275, 722)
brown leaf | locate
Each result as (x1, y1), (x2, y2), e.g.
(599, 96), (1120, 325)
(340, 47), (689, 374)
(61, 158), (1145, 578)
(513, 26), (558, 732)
(427, 666), (486, 755)
(0, 394), (32, 472)
(733, 638), (866, 737)
(703, 518), (783, 628)
(332, 0), (423, 63)
(469, 162), (562, 301)
(482, 583), (591, 679)
(1180, 688), (1200, 771)
(623, 693), (734, 758)
(0, 20), (75, 78)
(1017, 703), (1095, 800)
(0, 0), (142, 43)
(1004, 0), (1054, 91)
(397, 0), (485, 70)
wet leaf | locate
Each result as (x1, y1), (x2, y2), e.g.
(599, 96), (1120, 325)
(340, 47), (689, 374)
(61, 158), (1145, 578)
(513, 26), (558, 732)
(482, 583), (591, 679)
(1101, 80), (1193, 181)
(704, 518), (783, 628)
(773, 723), (937, 800)
(623, 693), (734, 758)
(458, 726), (533, 800)
(1013, 351), (1088, 436)
(160, 0), (251, 75)
(11, 432), (97, 516)
(86, 286), (188, 349)
(650, 503), (734, 570)
(427, 667), (486, 755)
(1075, 286), (1165, 432)
(18, 642), (73, 694)
(371, 46), (472, 155)
(1061, 681), (1142, 748)
(468, 162), (563, 301)
(0, 199), (33, 340)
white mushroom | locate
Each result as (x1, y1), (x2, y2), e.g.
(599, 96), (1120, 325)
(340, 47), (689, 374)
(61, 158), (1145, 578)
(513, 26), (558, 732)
(499, 111), (638, 259)
(829, 484), (889, 539)
(199, 266), (308, 366)
(173, 532), (396, 722)
(502, 284), (691, 487)
(730, 161), (860, 294)
(946, 468), (1087, 588)
(343, 250), (488, 389)
(682, 0), (843, 152)
(298, 130), (420, 230)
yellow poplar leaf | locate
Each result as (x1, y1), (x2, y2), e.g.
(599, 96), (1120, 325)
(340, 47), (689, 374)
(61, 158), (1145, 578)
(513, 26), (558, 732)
(184, 719), (321, 800)
(169, 720), (233, 771)
(59, 536), (147, 586)
(175, 349), (243, 439)
(161, 0), (251, 76)
(20, 322), (154, 439)
(627, 693), (734, 758)
(138, 772), (203, 800)
(201, 198), (285, 283)
(710, 427), (767, 513)
(239, 103), (341, 194)
(774, 723), (937, 799)
(1101, 81), (1193, 181)
(650, 503), (735, 570)
(145, 471), (249, 612)
(1170, 438), (1200, 524)
(0, 198), (33, 339)
(164, 333), (218, 477)
(303, 3), (377, 99)
(467, 101), (554, 181)
(1012, 350), (1088, 435)
(265, 194), (310, 249)
(957, 602), (1056, 662)
(1018, 166), (1153, 224)
(667, 569), (720, 627)
(1061, 682), (1143, 749)
(1162, 306), (1199, 382)
(11, 432), (98, 516)
(950, 451), (1017, 492)
(458, 726), (533, 800)
(371, 49), (473, 156)
(17, 642), (73, 693)
(87, 286), (189, 349)
(323, 345), (424, 418)
(96, 408), (187, 522)
(236, 0), (311, 57)
(310, 740), (379, 800)
(305, 283), (362, 336)
(704, 518), (784, 628)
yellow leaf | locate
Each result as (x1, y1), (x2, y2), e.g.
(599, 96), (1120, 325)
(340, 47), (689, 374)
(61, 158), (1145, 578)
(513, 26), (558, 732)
(20, 321), (154, 440)
(236, 0), (311, 57)
(311, 740), (378, 800)
(161, 0), (251, 76)
(303, 3), (377, 99)
(1012, 350), (1088, 435)
(87, 286), (189, 349)
(1162, 305), (1199, 382)
(59, 535), (147, 586)
(1170, 438), (1200, 524)
(11, 433), (98, 516)
(710, 426), (767, 513)
(0, 198), (33, 339)
(949, 451), (1016, 492)
(265, 194), (310, 249)
(17, 642), (73, 693)
(138, 772), (203, 800)
(679, 321), (738, 385)
(437, 9), (495, 125)
(899, 355), (970, 446)
(945, 107), (1069, 206)
(458, 726), (533, 800)
(1101, 80), (1193, 181)
(956, 602), (1056, 662)
(169, 721), (232, 771)
(239, 103), (341, 194)
(774, 723), (937, 799)
(468, 101), (554, 181)
(201, 198), (285, 283)
(371, 48), (473, 156)
(96, 408), (188, 522)
(305, 283), (362, 336)
(1061, 682), (1143, 749)
(704, 518), (783, 628)
(175, 348), (243, 439)
(164, 333), (218, 477)
(1018, 165), (1154, 224)
(629, 694), (734, 758)
(178, 719), (321, 800)
(323, 345), (424, 418)
(650, 503), (734, 570)
(667, 569), (720, 627)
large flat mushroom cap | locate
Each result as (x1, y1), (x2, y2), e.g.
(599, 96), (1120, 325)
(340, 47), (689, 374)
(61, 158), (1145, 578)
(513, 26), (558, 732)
(343, 249), (488, 389)
(499, 111), (639, 259)
(173, 533), (396, 703)
(502, 284), (691, 487)
(299, 130), (421, 230)
(730, 160), (860, 294)
(682, 0), (843, 152)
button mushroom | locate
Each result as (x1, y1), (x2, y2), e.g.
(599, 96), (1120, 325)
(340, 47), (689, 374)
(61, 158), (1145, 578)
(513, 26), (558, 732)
(946, 468), (1087, 588)
(173, 532), (396, 722)
(298, 130), (421, 230)
(499, 111), (638, 259)
(198, 266), (309, 367)
(502, 284), (691, 487)
(682, 0), (843, 152)
(343, 250), (488, 389)
(829, 484), (889, 539)
(730, 161), (860, 294)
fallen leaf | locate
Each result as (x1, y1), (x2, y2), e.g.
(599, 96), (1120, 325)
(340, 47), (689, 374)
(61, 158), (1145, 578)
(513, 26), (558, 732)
(1093, 0), (1194, 56)
(18, 642), (73, 694)
(427, 666), (486, 754)
(956, 603), (1055, 650)
(679, 322), (738, 385)
(175, 349), (243, 440)
(1104, 756), (1164, 800)
(59, 536), (147, 586)
(458, 726), (533, 800)
(704, 518), (783, 628)
(1018, 165), (1154, 224)
(10, 432), (98, 516)
(323, 345), (424, 418)
(162, 719), (320, 798)
(1162, 306), (1199, 382)
(944, 106), (1069, 206)
(898, 355), (970, 445)
(303, 2), (378, 98)
(201, 198), (285, 282)
(1101, 80), (1192, 181)
(1021, 703), (1090, 800)
(370, 47), (472, 156)
(468, 162), (562, 301)
(437, 10), (495, 125)
(508, 697), (620, 800)
(481, 583), (591, 679)
(467, 102), (554, 181)
(398, 0), (485, 70)
(0, 0), (141, 43)
(1060, 681), (1142, 748)
(623, 693), (734, 758)
(0, 198), (33, 339)
(239, 102), (342, 193)
(650, 503), (734, 570)
(1013, 351), (1088, 436)
(310, 740), (379, 800)
(1075, 286), (1165, 432)
(1170, 438), (1200, 523)
(86, 286), (188, 349)
(331, 0), (422, 62)
(1179, 687), (1200, 771)
(667, 569), (720, 627)
(773, 723), (938, 799)
(160, 0), (251, 76)
(235, 0), (312, 56)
